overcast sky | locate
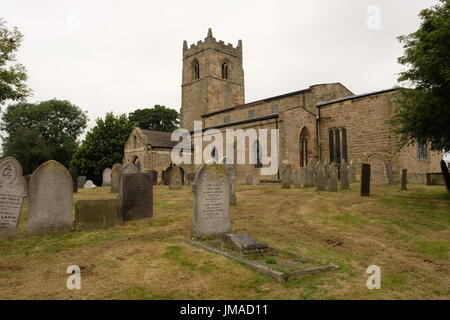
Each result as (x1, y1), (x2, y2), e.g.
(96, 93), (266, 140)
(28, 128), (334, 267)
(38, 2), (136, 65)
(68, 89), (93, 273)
(2, 0), (440, 131)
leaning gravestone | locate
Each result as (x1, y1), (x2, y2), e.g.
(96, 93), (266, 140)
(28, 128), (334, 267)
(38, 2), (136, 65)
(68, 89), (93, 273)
(349, 160), (357, 183)
(315, 161), (327, 191)
(360, 163), (371, 197)
(110, 163), (122, 193)
(77, 176), (86, 189)
(401, 169), (408, 190)
(327, 163), (338, 192)
(118, 163), (138, 197)
(84, 180), (97, 189)
(0, 157), (27, 235)
(305, 160), (315, 187)
(121, 173), (153, 221)
(169, 166), (183, 190)
(192, 163), (231, 238)
(340, 159), (350, 190)
(281, 165), (292, 189)
(150, 170), (158, 185)
(440, 160), (450, 194)
(28, 160), (73, 235)
(102, 168), (112, 186)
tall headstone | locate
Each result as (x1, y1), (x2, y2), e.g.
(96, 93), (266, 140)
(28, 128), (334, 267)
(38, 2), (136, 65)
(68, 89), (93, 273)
(102, 168), (112, 186)
(298, 168), (306, 188)
(28, 160), (73, 235)
(225, 164), (237, 205)
(340, 159), (350, 190)
(164, 165), (173, 185)
(119, 163), (138, 197)
(292, 171), (302, 188)
(305, 160), (315, 187)
(110, 163), (122, 193)
(360, 163), (371, 197)
(0, 157), (27, 235)
(401, 169), (408, 190)
(169, 166), (183, 190)
(121, 173), (153, 221)
(385, 162), (395, 184)
(70, 173), (78, 193)
(327, 163), (338, 192)
(192, 163), (231, 238)
(440, 160), (450, 194)
(77, 176), (86, 189)
(281, 165), (292, 189)
(315, 161), (327, 191)
(349, 160), (357, 183)
(150, 170), (158, 185)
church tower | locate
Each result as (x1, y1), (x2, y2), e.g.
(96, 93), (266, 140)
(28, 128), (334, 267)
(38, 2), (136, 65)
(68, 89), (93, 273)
(180, 28), (245, 131)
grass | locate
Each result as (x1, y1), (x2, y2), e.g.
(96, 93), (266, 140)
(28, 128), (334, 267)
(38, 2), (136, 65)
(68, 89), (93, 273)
(0, 183), (449, 299)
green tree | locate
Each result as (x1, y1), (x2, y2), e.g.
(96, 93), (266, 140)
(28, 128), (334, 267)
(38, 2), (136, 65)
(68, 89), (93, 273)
(391, 0), (450, 152)
(129, 105), (179, 132)
(0, 18), (31, 106)
(2, 99), (87, 173)
(70, 112), (134, 185)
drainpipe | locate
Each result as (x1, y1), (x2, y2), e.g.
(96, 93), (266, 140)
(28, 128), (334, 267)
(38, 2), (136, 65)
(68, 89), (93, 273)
(316, 106), (321, 162)
(276, 117), (280, 181)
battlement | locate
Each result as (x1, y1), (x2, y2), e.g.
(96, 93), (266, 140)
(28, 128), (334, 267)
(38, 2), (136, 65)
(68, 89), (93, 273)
(183, 28), (242, 59)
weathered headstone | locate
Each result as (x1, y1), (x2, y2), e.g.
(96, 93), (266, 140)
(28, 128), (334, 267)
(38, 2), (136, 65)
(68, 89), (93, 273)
(440, 160), (450, 194)
(150, 170), (158, 185)
(349, 160), (357, 183)
(401, 169), (408, 190)
(225, 164), (237, 205)
(385, 162), (395, 184)
(169, 166), (183, 190)
(121, 173), (153, 221)
(77, 176), (86, 189)
(75, 199), (122, 230)
(340, 159), (350, 190)
(315, 161), (327, 191)
(110, 163), (122, 193)
(0, 157), (27, 235)
(298, 168), (306, 188)
(360, 163), (371, 197)
(292, 171), (302, 188)
(118, 163), (138, 197)
(164, 166), (173, 185)
(305, 160), (315, 187)
(84, 180), (97, 189)
(281, 165), (292, 189)
(327, 163), (338, 192)
(192, 163), (231, 238)
(70, 173), (78, 193)
(245, 175), (254, 185)
(102, 168), (112, 186)
(28, 160), (73, 235)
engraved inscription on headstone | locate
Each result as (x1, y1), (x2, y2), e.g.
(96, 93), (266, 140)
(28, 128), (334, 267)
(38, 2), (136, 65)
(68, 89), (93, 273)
(0, 157), (27, 234)
(192, 163), (231, 238)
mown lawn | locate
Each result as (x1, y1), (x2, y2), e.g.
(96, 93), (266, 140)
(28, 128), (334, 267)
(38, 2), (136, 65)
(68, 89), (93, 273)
(0, 183), (449, 299)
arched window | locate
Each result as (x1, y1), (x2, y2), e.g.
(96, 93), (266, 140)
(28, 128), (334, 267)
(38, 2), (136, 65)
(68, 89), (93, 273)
(193, 59), (200, 80)
(255, 140), (262, 168)
(299, 127), (309, 167)
(328, 127), (348, 164)
(221, 62), (228, 79)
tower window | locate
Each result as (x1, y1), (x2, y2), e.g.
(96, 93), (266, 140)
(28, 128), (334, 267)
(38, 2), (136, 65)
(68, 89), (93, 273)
(193, 59), (200, 80)
(222, 62), (228, 79)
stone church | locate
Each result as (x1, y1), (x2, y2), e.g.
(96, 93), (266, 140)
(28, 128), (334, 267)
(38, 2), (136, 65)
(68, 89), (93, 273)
(124, 29), (441, 184)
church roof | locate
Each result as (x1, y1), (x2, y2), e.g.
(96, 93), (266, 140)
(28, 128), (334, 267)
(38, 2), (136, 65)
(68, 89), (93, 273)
(139, 129), (178, 149)
(316, 88), (396, 107)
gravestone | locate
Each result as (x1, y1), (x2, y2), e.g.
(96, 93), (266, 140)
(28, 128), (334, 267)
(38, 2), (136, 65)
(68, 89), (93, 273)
(169, 166), (183, 190)
(223, 233), (268, 255)
(245, 175), (254, 185)
(340, 159), (350, 190)
(349, 160), (357, 183)
(84, 180), (97, 189)
(186, 172), (195, 186)
(298, 168), (306, 188)
(28, 160), (73, 235)
(102, 168), (112, 186)
(75, 199), (122, 230)
(121, 173), (153, 221)
(118, 163), (138, 197)
(305, 160), (315, 187)
(292, 171), (302, 188)
(360, 163), (371, 197)
(0, 157), (27, 235)
(164, 166), (173, 185)
(281, 165), (292, 189)
(315, 161), (327, 191)
(225, 164), (237, 205)
(110, 163), (122, 193)
(385, 162), (395, 184)
(150, 170), (158, 185)
(77, 176), (86, 189)
(192, 163), (231, 238)
(401, 169), (408, 190)
(440, 160), (450, 194)
(70, 173), (78, 193)
(327, 163), (338, 192)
